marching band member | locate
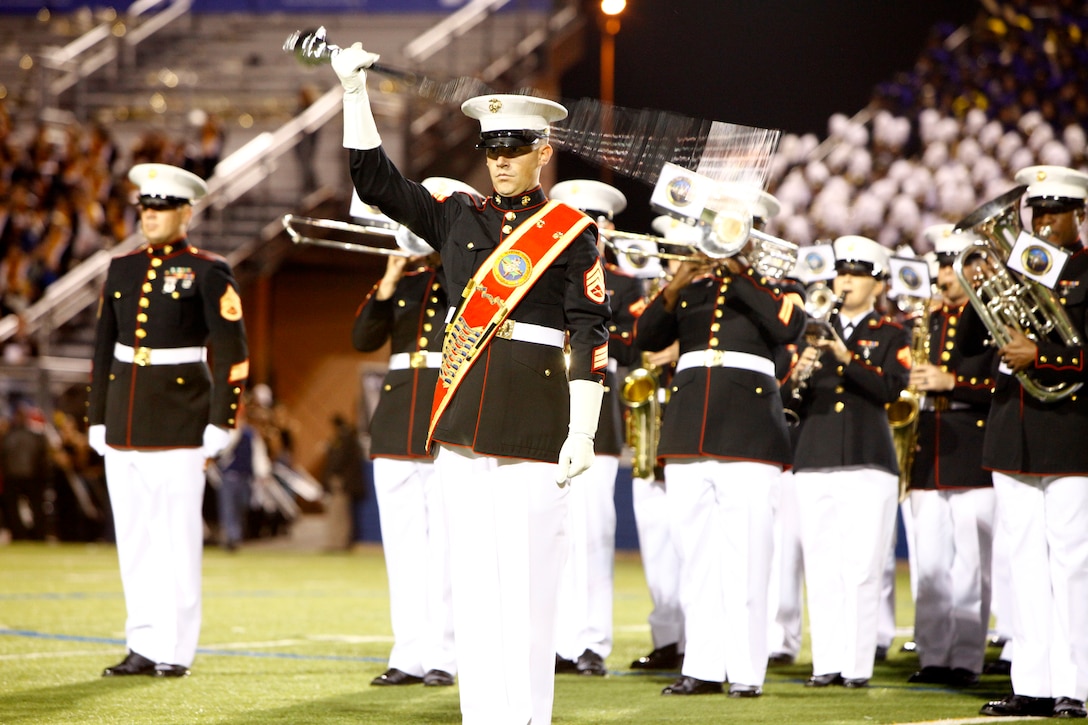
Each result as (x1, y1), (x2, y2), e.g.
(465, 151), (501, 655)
(351, 178), (481, 689)
(635, 199), (806, 698)
(905, 224), (996, 688)
(549, 179), (641, 677)
(789, 235), (910, 689)
(87, 163), (249, 678)
(972, 166), (1088, 719)
(331, 44), (610, 725)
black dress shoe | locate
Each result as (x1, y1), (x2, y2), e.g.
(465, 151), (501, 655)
(370, 668), (424, 686)
(982, 658), (1011, 676)
(423, 669), (454, 687)
(728, 683), (762, 698)
(661, 676), (723, 695)
(631, 643), (682, 671)
(843, 677), (870, 689)
(555, 654), (578, 674)
(979, 693), (1055, 717)
(908, 666), (951, 684)
(102, 651), (156, 677)
(947, 668), (979, 687)
(805, 672), (844, 688)
(575, 649), (606, 677)
(153, 664), (190, 678)
(874, 645), (888, 662)
(767, 652), (795, 666)
(1054, 697), (1088, 718)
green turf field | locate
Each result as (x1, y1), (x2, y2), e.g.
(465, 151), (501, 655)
(0, 539), (1024, 724)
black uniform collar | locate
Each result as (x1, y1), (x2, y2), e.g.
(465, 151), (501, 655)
(146, 238), (191, 258)
(489, 186), (547, 212)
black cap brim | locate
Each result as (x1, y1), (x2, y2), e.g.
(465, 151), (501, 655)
(475, 130), (546, 150)
(1026, 196), (1085, 214)
(835, 260), (880, 277)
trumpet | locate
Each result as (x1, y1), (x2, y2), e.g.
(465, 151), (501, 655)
(282, 214), (434, 257)
(952, 185), (1083, 402)
(784, 291), (846, 425)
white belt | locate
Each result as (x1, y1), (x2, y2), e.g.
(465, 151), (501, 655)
(388, 351), (443, 370)
(114, 342), (206, 366)
(921, 398), (972, 412)
(445, 307), (565, 349)
(676, 349), (775, 377)
(493, 320), (566, 348)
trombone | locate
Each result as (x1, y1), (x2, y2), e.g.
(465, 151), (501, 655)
(281, 213), (433, 257)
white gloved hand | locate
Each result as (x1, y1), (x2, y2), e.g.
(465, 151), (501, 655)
(88, 424), (108, 457)
(555, 379), (605, 485)
(201, 424), (232, 459)
(331, 42), (380, 95)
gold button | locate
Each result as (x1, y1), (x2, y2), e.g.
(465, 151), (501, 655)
(710, 323), (720, 332)
(621, 331), (630, 338)
(947, 328), (956, 338)
(227, 418), (235, 426)
(976, 420), (985, 428)
(419, 337), (428, 347)
(604, 386), (611, 393)
(426, 309), (436, 317)
(151, 258), (162, 267)
(714, 310), (723, 318)
(502, 225), (513, 234)
(397, 300), (406, 307)
(137, 313), (148, 323)
(970, 377), (977, 384)
(545, 369), (551, 377)
(147, 270), (157, 280)
(177, 378), (186, 385)
(834, 401), (845, 412)
(1057, 356), (1064, 364)
(505, 211), (516, 221)
(1041, 356), (1048, 363)
(424, 323), (433, 332)
(172, 292), (179, 299)
(230, 403), (237, 409)
(164, 245), (173, 254)
(755, 387), (763, 394)
(233, 387), (241, 394)
(139, 298), (149, 308)
(384, 384), (391, 391)
(1061, 297), (1068, 304)
(680, 301), (688, 308)
(949, 316), (957, 324)
(709, 337), (719, 346)
(467, 242), (475, 249)
(836, 365), (844, 374)
(941, 351), (951, 361)
(716, 296), (725, 304)
(134, 329), (146, 339)
(142, 283), (152, 293)
(109, 373), (116, 380)
(835, 386), (844, 393)
(945, 341), (954, 350)
(431, 297), (439, 303)
(432, 283), (440, 291)
(114, 291), (121, 298)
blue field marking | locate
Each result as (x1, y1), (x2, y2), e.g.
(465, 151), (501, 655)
(0, 628), (386, 664)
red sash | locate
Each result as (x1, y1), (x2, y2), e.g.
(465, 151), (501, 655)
(427, 201), (593, 446)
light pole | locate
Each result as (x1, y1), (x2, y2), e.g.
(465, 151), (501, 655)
(599, 0), (625, 183)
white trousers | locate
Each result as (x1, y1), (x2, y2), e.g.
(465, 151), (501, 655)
(435, 445), (568, 725)
(908, 486), (994, 672)
(992, 472), (1088, 701)
(665, 459), (777, 686)
(555, 455), (618, 661)
(105, 447), (206, 667)
(795, 468), (898, 680)
(767, 470), (804, 658)
(373, 457), (455, 676)
(632, 474), (684, 651)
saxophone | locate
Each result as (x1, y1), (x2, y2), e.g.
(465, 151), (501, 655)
(621, 352), (662, 480)
(888, 297), (930, 501)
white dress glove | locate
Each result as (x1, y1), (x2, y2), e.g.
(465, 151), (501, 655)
(555, 379), (605, 485)
(201, 424), (233, 459)
(330, 42), (380, 94)
(88, 424), (108, 457)
(331, 43), (383, 150)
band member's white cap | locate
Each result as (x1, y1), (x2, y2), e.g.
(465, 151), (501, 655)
(550, 179), (627, 219)
(925, 223), (969, 260)
(1014, 165), (1088, 211)
(833, 234), (890, 278)
(128, 163), (207, 204)
(462, 94), (568, 149)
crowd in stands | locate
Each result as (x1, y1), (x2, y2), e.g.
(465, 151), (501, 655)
(763, 0), (1088, 254)
(0, 100), (224, 318)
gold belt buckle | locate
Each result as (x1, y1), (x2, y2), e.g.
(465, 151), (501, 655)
(409, 351), (427, 369)
(705, 349), (724, 367)
(495, 319), (515, 340)
(133, 346), (152, 366)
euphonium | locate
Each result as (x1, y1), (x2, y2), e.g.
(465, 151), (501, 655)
(621, 353), (662, 480)
(952, 185), (1083, 402)
(888, 296), (930, 501)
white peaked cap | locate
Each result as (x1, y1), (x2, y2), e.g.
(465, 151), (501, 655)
(1014, 165), (1088, 204)
(925, 223), (969, 256)
(461, 94), (567, 134)
(652, 215), (704, 244)
(834, 234), (890, 276)
(421, 176), (482, 199)
(549, 179), (627, 217)
(128, 163), (207, 202)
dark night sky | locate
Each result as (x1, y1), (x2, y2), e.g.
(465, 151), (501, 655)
(557, 0), (980, 231)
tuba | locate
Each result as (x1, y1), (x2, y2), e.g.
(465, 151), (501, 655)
(888, 296), (930, 501)
(952, 185), (1083, 402)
